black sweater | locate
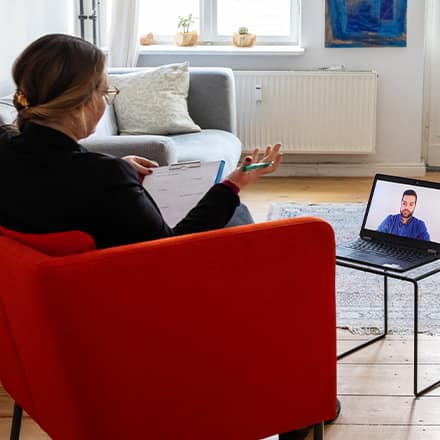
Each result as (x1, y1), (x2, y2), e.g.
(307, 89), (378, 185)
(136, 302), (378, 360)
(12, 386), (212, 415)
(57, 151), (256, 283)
(0, 123), (240, 248)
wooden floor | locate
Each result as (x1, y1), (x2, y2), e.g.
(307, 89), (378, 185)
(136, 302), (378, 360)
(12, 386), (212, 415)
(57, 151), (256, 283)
(2, 173), (440, 439)
(249, 173), (440, 440)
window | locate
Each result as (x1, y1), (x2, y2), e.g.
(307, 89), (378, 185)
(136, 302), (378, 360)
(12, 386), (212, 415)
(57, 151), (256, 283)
(102, 0), (301, 46)
(139, 0), (200, 39)
(214, 0), (298, 43)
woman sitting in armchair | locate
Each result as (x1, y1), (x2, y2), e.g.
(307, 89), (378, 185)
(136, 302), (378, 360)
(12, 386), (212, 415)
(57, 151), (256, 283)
(0, 33), (281, 249)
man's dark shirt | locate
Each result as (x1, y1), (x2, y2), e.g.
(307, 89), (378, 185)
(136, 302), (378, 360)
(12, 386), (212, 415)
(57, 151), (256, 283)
(0, 123), (239, 248)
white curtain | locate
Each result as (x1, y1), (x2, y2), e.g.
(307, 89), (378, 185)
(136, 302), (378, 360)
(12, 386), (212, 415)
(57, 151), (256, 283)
(108, 0), (140, 67)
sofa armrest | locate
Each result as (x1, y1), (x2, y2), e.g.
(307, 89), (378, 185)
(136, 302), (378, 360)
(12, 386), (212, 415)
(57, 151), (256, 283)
(80, 134), (178, 165)
(188, 68), (237, 134)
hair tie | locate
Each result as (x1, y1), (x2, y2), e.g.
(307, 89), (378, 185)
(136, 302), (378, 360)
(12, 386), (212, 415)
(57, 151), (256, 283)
(15, 89), (29, 109)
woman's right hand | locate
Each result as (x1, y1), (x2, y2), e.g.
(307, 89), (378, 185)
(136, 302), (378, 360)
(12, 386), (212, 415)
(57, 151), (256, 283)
(122, 155), (159, 176)
(224, 143), (282, 190)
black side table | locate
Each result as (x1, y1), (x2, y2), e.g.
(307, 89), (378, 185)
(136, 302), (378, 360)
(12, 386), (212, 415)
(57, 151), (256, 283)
(336, 258), (440, 397)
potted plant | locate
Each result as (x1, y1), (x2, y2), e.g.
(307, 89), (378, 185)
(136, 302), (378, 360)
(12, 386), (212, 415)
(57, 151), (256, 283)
(233, 26), (256, 47)
(175, 14), (198, 46)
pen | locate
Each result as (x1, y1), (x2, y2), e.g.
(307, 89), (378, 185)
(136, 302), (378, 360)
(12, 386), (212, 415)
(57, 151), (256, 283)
(242, 161), (274, 171)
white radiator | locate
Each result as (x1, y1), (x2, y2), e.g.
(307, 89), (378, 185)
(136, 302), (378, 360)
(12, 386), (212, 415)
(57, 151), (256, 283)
(234, 70), (378, 154)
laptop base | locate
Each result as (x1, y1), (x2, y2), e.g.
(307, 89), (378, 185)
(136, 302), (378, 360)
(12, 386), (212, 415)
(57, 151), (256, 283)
(336, 241), (438, 272)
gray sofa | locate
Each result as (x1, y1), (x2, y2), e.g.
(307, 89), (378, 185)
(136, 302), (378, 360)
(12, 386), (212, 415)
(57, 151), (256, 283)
(0, 67), (242, 176)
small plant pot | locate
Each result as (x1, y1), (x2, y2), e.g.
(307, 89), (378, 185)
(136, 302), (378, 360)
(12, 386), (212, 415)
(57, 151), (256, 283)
(233, 32), (256, 47)
(175, 31), (198, 47)
(140, 32), (154, 45)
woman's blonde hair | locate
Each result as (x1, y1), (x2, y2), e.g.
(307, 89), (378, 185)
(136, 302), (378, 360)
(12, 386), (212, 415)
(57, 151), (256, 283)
(12, 33), (106, 131)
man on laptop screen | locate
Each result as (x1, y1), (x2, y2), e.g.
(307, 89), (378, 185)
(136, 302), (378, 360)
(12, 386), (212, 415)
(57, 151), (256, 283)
(377, 189), (430, 240)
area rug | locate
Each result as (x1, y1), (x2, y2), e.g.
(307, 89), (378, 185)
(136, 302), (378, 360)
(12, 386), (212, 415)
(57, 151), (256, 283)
(268, 202), (440, 335)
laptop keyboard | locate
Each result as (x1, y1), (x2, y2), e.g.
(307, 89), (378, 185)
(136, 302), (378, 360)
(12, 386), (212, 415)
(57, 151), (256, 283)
(346, 239), (428, 262)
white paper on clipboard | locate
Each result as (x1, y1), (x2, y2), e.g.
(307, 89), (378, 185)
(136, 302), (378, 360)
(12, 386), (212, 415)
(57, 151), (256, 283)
(142, 160), (225, 227)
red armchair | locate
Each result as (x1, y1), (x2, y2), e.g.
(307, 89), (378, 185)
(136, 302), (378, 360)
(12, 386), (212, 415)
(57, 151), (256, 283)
(0, 217), (336, 440)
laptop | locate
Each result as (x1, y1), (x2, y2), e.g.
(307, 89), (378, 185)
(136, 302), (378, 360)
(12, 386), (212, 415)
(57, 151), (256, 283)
(336, 174), (440, 272)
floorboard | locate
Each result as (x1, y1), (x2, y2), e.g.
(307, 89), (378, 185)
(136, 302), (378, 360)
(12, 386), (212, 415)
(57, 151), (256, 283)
(338, 364), (440, 396)
(338, 336), (440, 364)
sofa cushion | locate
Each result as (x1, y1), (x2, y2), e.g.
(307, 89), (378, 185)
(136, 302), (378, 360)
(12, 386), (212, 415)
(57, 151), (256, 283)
(109, 63), (201, 136)
(0, 226), (96, 256)
(171, 129), (242, 177)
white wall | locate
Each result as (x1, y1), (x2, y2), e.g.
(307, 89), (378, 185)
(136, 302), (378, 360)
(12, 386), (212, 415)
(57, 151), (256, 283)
(0, 0), (75, 96)
(138, 0), (427, 176)
(0, 0), (427, 175)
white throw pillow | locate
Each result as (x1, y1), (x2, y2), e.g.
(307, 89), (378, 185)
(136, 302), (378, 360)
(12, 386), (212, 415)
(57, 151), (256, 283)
(0, 95), (17, 125)
(92, 105), (118, 137)
(109, 63), (201, 135)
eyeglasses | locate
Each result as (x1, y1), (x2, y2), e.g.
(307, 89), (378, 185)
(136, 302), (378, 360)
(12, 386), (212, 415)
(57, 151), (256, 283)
(103, 86), (120, 105)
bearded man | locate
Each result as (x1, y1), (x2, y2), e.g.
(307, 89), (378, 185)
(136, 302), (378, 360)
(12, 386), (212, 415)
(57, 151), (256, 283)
(377, 189), (430, 240)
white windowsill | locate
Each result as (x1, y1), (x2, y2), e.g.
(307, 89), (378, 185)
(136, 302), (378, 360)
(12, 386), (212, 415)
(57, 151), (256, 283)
(138, 44), (305, 56)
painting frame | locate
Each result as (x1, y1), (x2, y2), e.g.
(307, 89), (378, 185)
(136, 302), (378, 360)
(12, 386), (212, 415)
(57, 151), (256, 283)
(325, 0), (407, 48)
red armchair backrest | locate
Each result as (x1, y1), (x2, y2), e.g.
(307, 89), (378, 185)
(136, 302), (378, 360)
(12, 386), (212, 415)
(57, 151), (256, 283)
(0, 218), (336, 440)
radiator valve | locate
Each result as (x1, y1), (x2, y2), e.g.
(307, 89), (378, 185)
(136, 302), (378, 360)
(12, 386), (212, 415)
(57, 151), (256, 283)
(255, 84), (263, 102)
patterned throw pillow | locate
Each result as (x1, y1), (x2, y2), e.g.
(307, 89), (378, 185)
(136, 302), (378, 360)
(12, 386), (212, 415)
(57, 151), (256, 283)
(109, 63), (201, 135)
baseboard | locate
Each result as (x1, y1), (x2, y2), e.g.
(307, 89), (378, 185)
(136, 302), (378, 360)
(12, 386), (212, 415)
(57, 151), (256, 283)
(268, 162), (427, 177)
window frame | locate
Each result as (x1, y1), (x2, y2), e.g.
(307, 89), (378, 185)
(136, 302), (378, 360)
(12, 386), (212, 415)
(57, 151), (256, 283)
(99, 0), (301, 47)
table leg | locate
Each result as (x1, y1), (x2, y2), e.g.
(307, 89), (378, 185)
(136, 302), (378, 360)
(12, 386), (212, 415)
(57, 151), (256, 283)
(413, 279), (440, 396)
(337, 274), (388, 360)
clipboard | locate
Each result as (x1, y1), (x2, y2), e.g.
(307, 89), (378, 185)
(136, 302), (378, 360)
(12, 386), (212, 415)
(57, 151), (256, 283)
(142, 160), (225, 227)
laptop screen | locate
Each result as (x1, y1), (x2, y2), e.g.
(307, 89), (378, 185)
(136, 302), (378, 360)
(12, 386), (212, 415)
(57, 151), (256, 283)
(362, 174), (440, 246)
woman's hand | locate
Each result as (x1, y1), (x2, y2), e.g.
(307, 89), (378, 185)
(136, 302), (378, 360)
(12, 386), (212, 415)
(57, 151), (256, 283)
(224, 143), (282, 190)
(122, 155), (159, 176)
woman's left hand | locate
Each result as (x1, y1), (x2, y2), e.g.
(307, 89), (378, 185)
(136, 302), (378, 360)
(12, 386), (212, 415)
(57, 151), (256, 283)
(122, 155), (159, 176)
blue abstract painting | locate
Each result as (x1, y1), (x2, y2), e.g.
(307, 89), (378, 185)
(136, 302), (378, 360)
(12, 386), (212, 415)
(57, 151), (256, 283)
(325, 0), (407, 47)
